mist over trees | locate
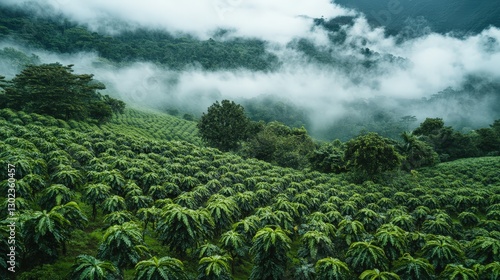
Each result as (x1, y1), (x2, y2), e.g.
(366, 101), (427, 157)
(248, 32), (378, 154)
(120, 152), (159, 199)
(0, 6), (279, 72)
(1, 2), (499, 139)
(0, 1), (499, 278)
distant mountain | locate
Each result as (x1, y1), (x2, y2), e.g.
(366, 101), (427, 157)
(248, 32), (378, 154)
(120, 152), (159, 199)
(334, 0), (500, 35)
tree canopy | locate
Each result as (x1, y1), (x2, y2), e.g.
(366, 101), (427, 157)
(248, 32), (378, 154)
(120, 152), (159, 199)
(198, 100), (253, 151)
(0, 63), (124, 123)
(344, 132), (402, 178)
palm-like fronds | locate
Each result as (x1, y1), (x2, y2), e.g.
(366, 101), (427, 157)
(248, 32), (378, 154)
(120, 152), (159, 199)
(467, 236), (500, 264)
(39, 184), (75, 210)
(439, 264), (478, 280)
(298, 230), (335, 262)
(103, 210), (136, 227)
(345, 241), (389, 274)
(21, 208), (71, 263)
(135, 256), (188, 280)
(337, 218), (367, 246)
(70, 255), (119, 280)
(314, 257), (350, 280)
(102, 195), (127, 214)
(156, 204), (214, 255)
(198, 255), (232, 280)
(420, 235), (465, 272)
(249, 227), (291, 280)
(374, 223), (408, 261)
(98, 222), (149, 268)
(83, 183), (111, 220)
(392, 253), (434, 280)
(359, 269), (400, 280)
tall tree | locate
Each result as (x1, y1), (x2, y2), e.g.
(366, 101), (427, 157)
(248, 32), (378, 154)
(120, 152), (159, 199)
(198, 100), (252, 151)
(2, 63), (124, 122)
(398, 132), (438, 170)
(344, 132), (402, 179)
(243, 121), (315, 169)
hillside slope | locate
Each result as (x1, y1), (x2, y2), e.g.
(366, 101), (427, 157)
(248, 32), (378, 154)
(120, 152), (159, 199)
(1, 108), (499, 279)
(334, 0), (500, 35)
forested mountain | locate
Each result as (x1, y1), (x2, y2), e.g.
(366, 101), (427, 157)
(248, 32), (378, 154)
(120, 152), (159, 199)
(334, 0), (500, 35)
(0, 4), (279, 71)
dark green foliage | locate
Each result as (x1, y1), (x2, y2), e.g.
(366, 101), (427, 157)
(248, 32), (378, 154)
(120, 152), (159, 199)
(439, 264), (478, 280)
(344, 132), (402, 178)
(476, 120), (500, 155)
(198, 100), (252, 151)
(392, 253), (434, 280)
(197, 255), (232, 280)
(345, 241), (389, 274)
(250, 227), (291, 280)
(359, 269), (400, 280)
(135, 256), (188, 280)
(314, 258), (351, 280)
(242, 122), (315, 169)
(413, 118), (445, 136)
(293, 261), (315, 280)
(333, 0), (500, 35)
(0, 7), (278, 71)
(241, 96), (310, 128)
(156, 204), (214, 256)
(298, 230), (335, 262)
(70, 255), (120, 280)
(83, 184), (112, 220)
(20, 208), (72, 266)
(1, 63), (124, 123)
(374, 223), (408, 262)
(39, 184), (74, 210)
(467, 236), (500, 264)
(420, 235), (465, 272)
(309, 139), (347, 173)
(97, 222), (149, 268)
(413, 118), (480, 161)
(398, 132), (439, 170)
(1, 105), (500, 279)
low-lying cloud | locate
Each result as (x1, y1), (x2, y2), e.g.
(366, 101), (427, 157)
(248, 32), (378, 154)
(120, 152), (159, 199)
(1, 0), (499, 138)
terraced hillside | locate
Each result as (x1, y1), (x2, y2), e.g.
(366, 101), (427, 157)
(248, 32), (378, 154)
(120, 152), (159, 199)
(104, 107), (201, 145)
(0, 108), (499, 279)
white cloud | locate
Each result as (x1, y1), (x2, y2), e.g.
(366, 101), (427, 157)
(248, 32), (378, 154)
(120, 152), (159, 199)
(1, 0), (499, 133)
(3, 0), (351, 42)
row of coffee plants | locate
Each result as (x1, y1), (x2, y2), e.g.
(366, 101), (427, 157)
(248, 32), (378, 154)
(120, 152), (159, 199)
(106, 107), (201, 145)
(0, 108), (499, 279)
